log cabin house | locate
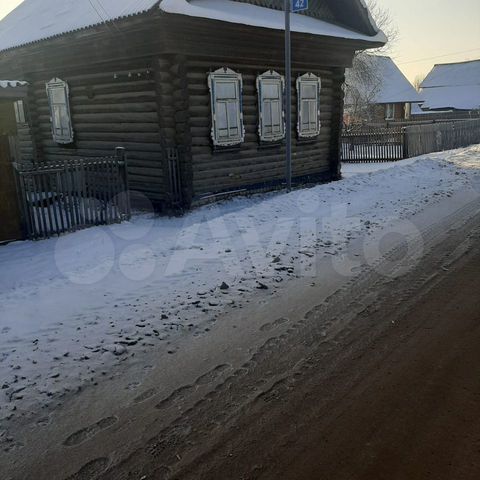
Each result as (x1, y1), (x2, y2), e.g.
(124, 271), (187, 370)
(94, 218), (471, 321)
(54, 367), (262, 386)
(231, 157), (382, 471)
(344, 55), (423, 125)
(412, 59), (480, 119)
(0, 0), (385, 212)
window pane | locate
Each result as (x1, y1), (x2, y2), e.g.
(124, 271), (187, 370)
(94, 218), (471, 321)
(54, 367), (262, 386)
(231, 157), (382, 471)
(264, 100), (273, 127)
(51, 87), (66, 104)
(263, 83), (280, 100)
(302, 84), (317, 99)
(271, 101), (281, 132)
(301, 100), (310, 127)
(53, 105), (62, 130)
(216, 102), (228, 137)
(227, 101), (239, 130)
(59, 106), (70, 130)
(309, 101), (317, 129)
(216, 81), (236, 100)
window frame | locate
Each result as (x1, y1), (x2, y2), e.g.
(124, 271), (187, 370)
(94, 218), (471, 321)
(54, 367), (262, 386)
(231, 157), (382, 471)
(385, 103), (396, 120)
(46, 77), (74, 144)
(297, 73), (322, 139)
(208, 67), (245, 148)
(256, 70), (285, 143)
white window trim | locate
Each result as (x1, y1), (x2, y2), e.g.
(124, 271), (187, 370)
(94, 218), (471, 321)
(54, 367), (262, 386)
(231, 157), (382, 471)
(385, 103), (396, 120)
(13, 100), (26, 124)
(208, 67), (245, 147)
(257, 70), (285, 143)
(297, 73), (321, 138)
(46, 77), (74, 144)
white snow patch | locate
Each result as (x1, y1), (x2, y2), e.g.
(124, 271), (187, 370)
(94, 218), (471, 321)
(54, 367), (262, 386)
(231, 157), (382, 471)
(0, 145), (479, 421)
(0, 0), (159, 52)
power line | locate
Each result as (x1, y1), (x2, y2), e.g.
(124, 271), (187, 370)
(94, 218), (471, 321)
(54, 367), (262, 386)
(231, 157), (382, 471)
(398, 48), (480, 65)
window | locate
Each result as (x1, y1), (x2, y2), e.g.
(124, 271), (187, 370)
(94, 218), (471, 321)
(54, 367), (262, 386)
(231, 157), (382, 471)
(297, 73), (321, 138)
(257, 70), (285, 143)
(13, 100), (26, 124)
(385, 103), (395, 120)
(208, 68), (244, 147)
(46, 78), (74, 144)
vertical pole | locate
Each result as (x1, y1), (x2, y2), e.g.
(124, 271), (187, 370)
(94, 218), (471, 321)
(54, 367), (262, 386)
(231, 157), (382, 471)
(285, 0), (292, 191)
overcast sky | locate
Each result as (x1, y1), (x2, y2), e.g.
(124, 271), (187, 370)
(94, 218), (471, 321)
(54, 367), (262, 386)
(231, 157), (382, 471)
(1, 0), (479, 82)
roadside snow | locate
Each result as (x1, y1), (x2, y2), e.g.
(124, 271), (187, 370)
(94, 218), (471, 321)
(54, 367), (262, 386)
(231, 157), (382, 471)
(341, 157), (420, 177)
(1, 145), (479, 426)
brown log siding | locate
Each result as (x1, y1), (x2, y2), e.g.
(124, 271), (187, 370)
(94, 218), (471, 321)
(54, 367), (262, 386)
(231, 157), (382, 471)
(186, 58), (344, 198)
(26, 63), (166, 202)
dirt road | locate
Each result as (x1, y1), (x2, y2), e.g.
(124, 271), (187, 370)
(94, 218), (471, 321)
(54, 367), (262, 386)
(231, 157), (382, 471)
(176, 217), (480, 480)
(2, 194), (480, 480)
(108, 204), (480, 480)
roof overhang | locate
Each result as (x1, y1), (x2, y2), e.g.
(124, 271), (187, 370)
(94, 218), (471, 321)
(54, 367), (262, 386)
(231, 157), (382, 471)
(160, 0), (387, 45)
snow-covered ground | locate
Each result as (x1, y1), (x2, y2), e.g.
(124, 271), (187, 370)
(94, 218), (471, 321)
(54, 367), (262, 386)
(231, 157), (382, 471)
(1, 145), (479, 425)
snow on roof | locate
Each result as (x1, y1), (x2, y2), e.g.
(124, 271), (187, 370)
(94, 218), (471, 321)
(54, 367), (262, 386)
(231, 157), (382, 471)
(419, 86), (480, 111)
(0, 0), (160, 52)
(0, 0), (385, 53)
(421, 59), (480, 88)
(346, 55), (423, 105)
(160, 0), (387, 44)
(370, 56), (423, 104)
(418, 60), (480, 111)
(0, 80), (28, 88)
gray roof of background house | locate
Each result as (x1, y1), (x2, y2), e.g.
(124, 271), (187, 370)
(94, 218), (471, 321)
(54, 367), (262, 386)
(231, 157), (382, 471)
(418, 59), (480, 111)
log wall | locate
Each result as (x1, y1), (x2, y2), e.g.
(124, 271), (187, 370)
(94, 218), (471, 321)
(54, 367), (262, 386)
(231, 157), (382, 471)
(26, 62), (166, 203)
(185, 57), (344, 198)
(0, 11), (366, 208)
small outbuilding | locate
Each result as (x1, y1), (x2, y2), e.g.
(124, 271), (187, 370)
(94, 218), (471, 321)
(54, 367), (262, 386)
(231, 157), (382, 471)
(0, 0), (385, 211)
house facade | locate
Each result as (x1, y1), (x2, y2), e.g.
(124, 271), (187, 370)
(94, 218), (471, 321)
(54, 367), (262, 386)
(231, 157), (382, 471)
(0, 0), (385, 212)
(345, 55), (422, 125)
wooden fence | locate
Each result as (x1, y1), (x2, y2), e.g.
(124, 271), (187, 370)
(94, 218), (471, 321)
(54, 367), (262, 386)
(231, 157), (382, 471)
(341, 128), (405, 162)
(405, 119), (480, 157)
(342, 118), (480, 163)
(14, 148), (131, 240)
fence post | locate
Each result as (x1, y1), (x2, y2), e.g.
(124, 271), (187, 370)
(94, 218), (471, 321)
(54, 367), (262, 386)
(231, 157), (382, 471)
(402, 127), (409, 159)
(115, 147), (131, 219)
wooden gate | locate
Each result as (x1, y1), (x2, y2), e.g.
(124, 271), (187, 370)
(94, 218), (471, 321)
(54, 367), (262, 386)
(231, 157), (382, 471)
(0, 135), (23, 243)
(14, 148), (131, 240)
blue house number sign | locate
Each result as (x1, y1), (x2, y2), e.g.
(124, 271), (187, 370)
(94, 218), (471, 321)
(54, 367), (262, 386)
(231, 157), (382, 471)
(292, 0), (308, 12)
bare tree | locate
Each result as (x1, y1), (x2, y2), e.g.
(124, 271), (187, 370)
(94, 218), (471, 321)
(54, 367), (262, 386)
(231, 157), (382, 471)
(344, 0), (399, 125)
(413, 73), (426, 92)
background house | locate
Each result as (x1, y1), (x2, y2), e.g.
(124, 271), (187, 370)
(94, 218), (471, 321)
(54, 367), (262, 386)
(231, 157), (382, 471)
(0, 0), (385, 216)
(345, 55), (423, 124)
(413, 59), (480, 119)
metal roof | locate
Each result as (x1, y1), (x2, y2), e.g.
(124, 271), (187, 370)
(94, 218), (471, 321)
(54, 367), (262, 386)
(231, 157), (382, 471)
(0, 0), (160, 52)
(0, 0), (385, 53)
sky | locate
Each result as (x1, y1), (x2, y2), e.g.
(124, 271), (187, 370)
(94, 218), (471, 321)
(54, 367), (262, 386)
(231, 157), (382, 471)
(0, 0), (479, 83)
(376, 0), (480, 82)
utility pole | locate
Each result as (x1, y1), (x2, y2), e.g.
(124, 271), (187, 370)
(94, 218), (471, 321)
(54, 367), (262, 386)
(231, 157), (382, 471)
(284, 0), (292, 191)
(285, 0), (308, 192)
